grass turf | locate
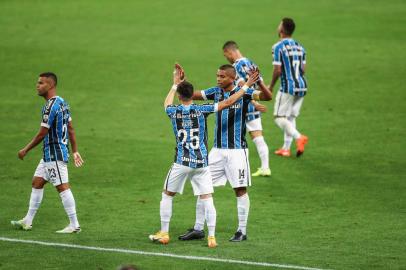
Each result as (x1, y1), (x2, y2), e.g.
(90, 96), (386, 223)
(0, 0), (405, 269)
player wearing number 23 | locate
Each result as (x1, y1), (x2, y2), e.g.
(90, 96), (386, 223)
(11, 72), (84, 234)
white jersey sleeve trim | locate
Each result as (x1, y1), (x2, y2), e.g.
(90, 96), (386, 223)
(201, 90), (207, 100)
(272, 61), (282, 66)
(213, 103), (219, 112)
(41, 122), (50, 129)
(68, 117), (72, 122)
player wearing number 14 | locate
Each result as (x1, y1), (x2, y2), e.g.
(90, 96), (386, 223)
(149, 64), (260, 248)
(11, 72), (84, 233)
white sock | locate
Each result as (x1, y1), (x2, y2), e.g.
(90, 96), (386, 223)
(201, 197), (216, 237)
(160, 193), (173, 233)
(237, 193), (250, 235)
(275, 117), (301, 140)
(23, 188), (44, 226)
(252, 136), (269, 170)
(194, 197), (205, 231)
(59, 189), (80, 228)
(283, 117), (296, 150)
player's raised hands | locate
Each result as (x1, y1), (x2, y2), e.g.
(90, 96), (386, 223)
(245, 68), (260, 87)
(175, 63), (185, 80)
(73, 152), (84, 167)
(173, 63), (185, 85)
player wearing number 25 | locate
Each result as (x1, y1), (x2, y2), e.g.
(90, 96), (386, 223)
(11, 72), (84, 234)
(149, 64), (260, 248)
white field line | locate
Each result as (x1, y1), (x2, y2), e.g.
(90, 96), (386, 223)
(0, 237), (331, 270)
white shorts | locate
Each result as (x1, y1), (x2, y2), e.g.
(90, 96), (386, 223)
(163, 163), (214, 196)
(273, 91), (304, 117)
(208, 148), (251, 188)
(246, 117), (263, 132)
(34, 159), (69, 186)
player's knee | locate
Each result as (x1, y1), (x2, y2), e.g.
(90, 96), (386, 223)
(234, 187), (247, 197)
(199, 193), (212, 199)
(274, 117), (286, 128)
(250, 130), (262, 139)
(163, 190), (176, 197)
(32, 177), (46, 189)
(56, 183), (70, 193)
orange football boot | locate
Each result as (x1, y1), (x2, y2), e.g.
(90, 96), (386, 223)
(296, 135), (308, 157)
(208, 236), (218, 248)
(274, 148), (291, 157)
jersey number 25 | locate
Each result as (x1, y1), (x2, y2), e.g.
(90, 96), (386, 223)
(177, 128), (200, 150)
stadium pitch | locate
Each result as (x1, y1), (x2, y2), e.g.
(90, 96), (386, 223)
(0, 0), (405, 269)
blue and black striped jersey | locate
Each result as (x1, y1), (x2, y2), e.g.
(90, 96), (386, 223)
(201, 86), (257, 149)
(272, 38), (307, 96)
(233, 57), (262, 122)
(165, 103), (218, 168)
(246, 101), (260, 122)
(40, 96), (71, 163)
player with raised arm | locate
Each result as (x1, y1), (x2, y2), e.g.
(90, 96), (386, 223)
(11, 72), (84, 233)
(270, 18), (308, 157)
(223, 40), (272, 177)
(149, 64), (260, 248)
(178, 64), (272, 242)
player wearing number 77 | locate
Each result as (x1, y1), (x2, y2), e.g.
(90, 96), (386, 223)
(11, 72), (84, 234)
(149, 64), (260, 248)
(270, 18), (308, 157)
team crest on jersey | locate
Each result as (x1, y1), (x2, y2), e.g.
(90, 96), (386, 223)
(43, 114), (49, 123)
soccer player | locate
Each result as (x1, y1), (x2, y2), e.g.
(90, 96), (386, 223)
(270, 18), (308, 157)
(177, 64), (272, 242)
(11, 72), (84, 233)
(223, 40), (272, 177)
(149, 64), (260, 248)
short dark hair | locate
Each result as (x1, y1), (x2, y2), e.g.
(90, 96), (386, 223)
(222, 40), (239, 50)
(281, 17), (295, 36)
(39, 72), (57, 86)
(218, 64), (236, 77)
(177, 81), (194, 100)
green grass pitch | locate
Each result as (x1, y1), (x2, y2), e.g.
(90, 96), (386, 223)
(0, 0), (405, 269)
